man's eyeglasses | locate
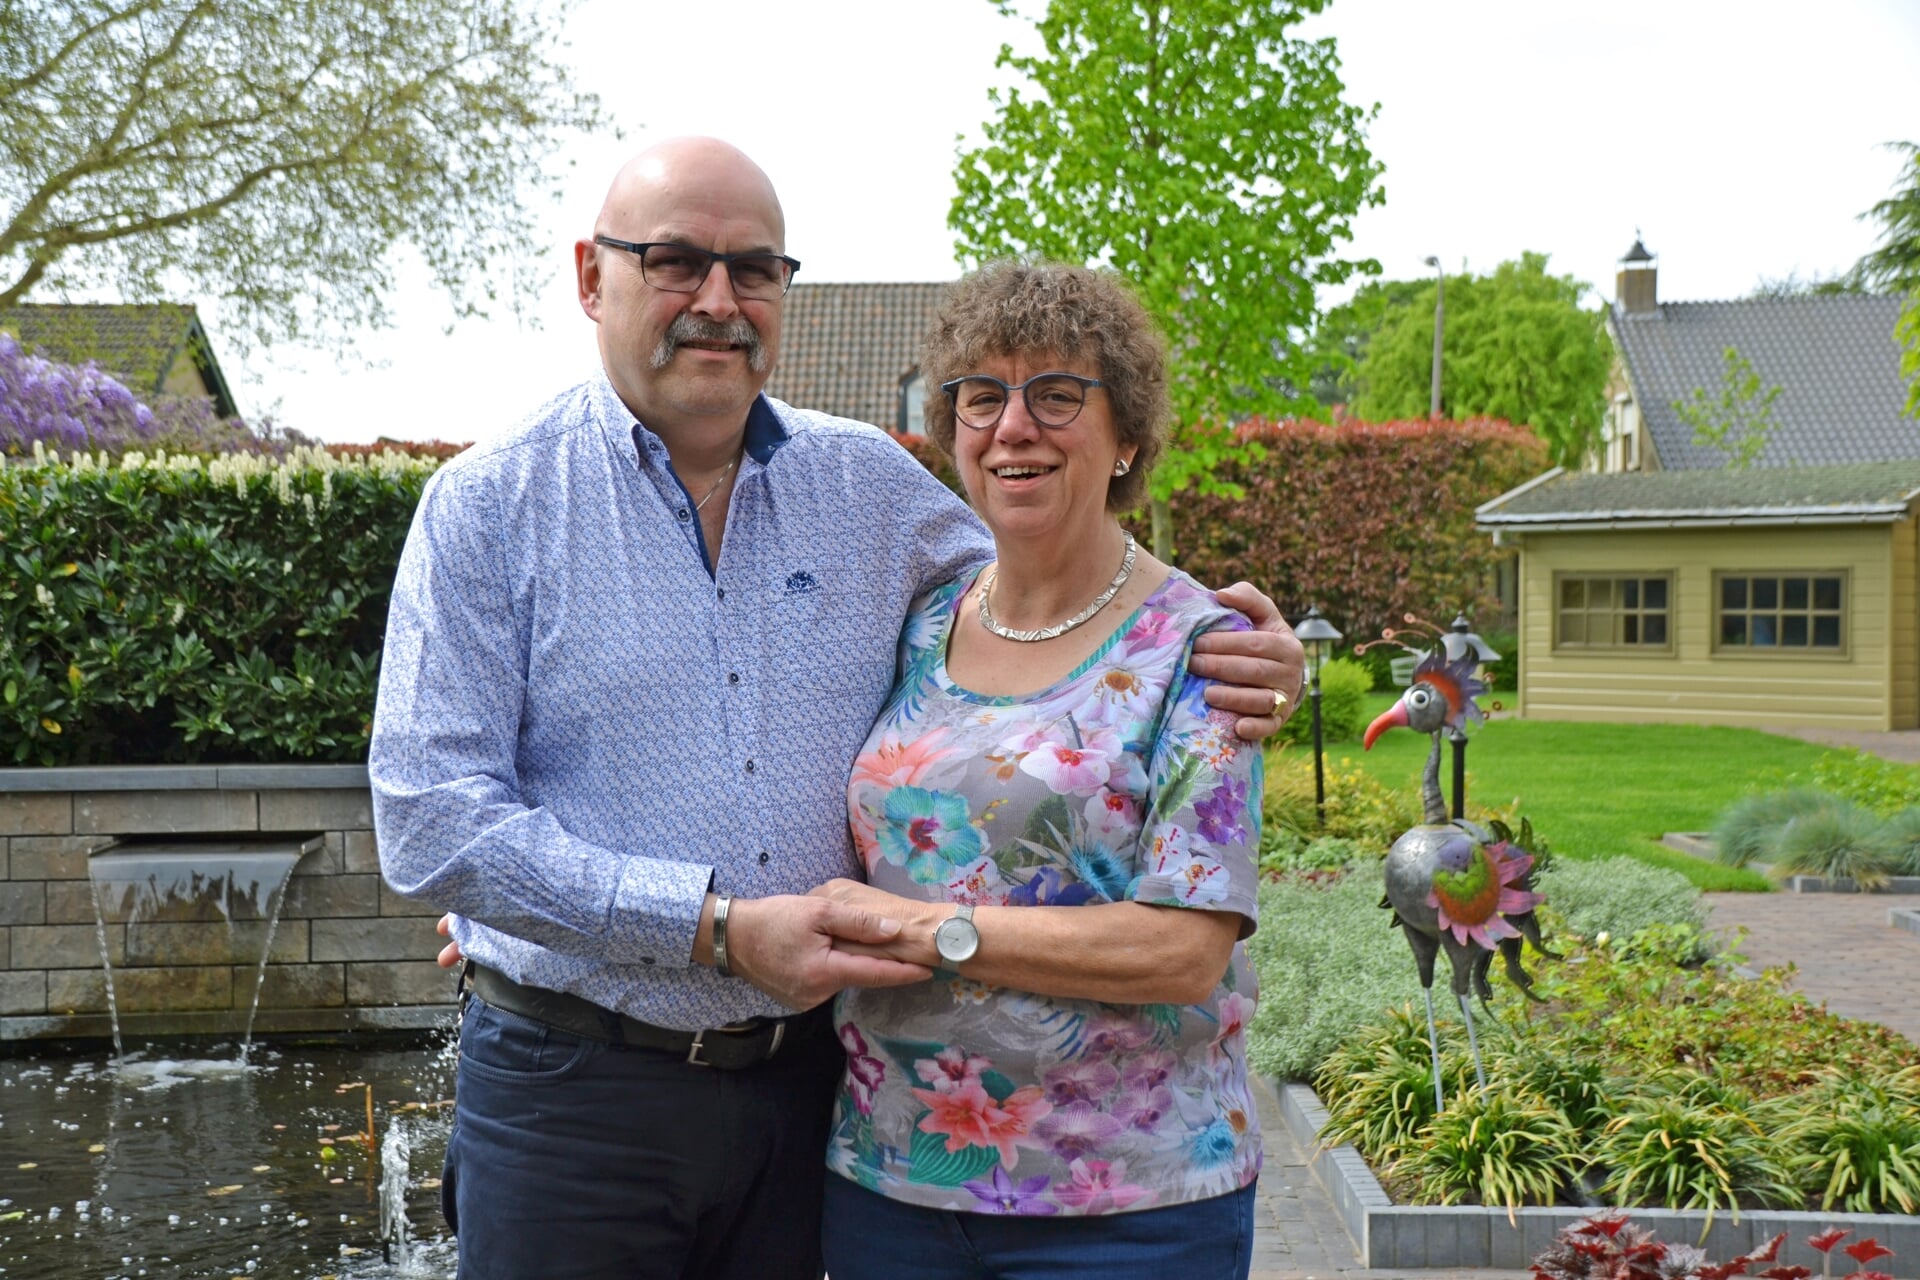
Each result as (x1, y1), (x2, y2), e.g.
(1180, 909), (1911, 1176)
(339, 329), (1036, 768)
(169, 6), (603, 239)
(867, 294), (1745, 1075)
(940, 373), (1106, 431)
(593, 236), (801, 300)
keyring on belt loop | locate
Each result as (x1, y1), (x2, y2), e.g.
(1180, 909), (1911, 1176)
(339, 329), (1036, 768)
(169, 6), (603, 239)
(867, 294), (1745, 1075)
(455, 957), (475, 1031)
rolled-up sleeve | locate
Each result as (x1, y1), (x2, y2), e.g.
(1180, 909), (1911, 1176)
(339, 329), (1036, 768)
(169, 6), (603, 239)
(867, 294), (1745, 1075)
(369, 465), (711, 968)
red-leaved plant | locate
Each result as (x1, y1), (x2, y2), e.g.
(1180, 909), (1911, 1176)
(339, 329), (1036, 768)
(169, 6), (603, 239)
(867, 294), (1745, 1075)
(1531, 1215), (1899, 1280)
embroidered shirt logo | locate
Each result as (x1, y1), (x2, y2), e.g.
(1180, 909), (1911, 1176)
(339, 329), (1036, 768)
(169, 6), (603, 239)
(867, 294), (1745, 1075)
(784, 570), (819, 595)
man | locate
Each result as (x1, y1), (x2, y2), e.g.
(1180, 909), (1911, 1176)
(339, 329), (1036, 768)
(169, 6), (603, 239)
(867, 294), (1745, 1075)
(371, 136), (1303, 1280)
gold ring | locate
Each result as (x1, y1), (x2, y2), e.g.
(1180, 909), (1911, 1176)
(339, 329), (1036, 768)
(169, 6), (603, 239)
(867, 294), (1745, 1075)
(1271, 688), (1289, 714)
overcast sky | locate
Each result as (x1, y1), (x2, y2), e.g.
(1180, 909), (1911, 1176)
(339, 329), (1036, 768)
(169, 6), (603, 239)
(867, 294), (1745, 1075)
(232, 0), (1920, 442)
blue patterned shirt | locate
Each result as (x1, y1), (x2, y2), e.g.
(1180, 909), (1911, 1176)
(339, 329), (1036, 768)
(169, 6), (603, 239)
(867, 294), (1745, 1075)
(370, 374), (993, 1030)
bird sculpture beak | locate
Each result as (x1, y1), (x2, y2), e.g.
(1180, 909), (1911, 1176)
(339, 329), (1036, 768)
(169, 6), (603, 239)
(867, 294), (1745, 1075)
(1362, 700), (1409, 751)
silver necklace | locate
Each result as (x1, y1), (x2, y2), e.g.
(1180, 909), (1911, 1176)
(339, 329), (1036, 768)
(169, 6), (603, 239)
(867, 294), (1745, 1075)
(978, 532), (1138, 643)
(692, 457), (738, 512)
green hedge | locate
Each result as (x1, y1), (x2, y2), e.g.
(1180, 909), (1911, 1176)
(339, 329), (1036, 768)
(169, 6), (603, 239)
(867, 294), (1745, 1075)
(7, 422), (1541, 765)
(0, 447), (439, 764)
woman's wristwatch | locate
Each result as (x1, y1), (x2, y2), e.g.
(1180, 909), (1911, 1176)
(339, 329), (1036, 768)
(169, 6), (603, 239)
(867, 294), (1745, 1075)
(934, 903), (979, 966)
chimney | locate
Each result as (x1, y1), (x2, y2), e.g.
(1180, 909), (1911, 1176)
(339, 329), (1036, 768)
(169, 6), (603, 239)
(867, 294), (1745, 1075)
(1616, 237), (1657, 314)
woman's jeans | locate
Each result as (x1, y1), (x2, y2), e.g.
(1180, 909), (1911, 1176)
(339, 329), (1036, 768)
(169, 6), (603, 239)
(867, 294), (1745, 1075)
(821, 1170), (1258, 1280)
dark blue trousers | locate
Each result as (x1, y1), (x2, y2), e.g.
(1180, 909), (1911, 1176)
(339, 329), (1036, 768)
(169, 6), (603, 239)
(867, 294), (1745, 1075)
(443, 994), (840, 1280)
(821, 1171), (1258, 1280)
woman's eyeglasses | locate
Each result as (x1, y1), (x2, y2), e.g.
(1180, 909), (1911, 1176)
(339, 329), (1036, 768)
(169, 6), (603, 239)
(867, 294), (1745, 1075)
(940, 373), (1105, 430)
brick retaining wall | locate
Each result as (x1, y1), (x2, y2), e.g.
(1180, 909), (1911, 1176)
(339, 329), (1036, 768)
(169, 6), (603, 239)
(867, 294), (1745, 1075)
(0, 766), (454, 1042)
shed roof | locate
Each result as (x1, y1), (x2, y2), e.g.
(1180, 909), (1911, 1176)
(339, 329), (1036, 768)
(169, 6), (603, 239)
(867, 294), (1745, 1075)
(1478, 459), (1920, 531)
(761, 281), (950, 431)
(0, 302), (238, 417)
(1611, 293), (1915, 471)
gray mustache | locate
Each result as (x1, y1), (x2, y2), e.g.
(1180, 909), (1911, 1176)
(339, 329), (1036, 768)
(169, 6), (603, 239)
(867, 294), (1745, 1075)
(652, 314), (768, 373)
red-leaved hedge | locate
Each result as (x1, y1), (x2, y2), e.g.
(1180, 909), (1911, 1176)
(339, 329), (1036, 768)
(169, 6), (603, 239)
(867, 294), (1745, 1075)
(325, 437), (471, 461)
(1164, 418), (1545, 642)
(893, 418), (1547, 645)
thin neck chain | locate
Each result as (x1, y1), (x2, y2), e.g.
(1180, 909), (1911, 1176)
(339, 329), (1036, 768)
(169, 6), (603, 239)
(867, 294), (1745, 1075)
(978, 532), (1138, 643)
(692, 456), (738, 512)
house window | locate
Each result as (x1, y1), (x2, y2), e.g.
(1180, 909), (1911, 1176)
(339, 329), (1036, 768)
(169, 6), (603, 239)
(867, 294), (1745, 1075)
(898, 372), (927, 434)
(1715, 573), (1845, 652)
(1554, 574), (1672, 650)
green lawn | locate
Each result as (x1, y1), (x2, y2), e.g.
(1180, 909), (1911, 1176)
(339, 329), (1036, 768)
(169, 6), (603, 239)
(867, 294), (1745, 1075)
(1314, 695), (1850, 891)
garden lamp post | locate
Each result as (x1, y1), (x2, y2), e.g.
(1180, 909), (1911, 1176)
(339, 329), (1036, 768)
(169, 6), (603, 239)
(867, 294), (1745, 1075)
(1295, 606), (1344, 827)
(1442, 612), (1500, 818)
(1424, 255), (1445, 419)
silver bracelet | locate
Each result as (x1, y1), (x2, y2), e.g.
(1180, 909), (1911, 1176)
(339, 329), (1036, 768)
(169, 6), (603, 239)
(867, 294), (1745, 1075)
(711, 892), (734, 979)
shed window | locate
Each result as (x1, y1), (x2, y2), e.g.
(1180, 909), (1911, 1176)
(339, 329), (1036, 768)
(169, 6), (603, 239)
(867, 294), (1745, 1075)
(1715, 573), (1845, 652)
(1554, 574), (1672, 650)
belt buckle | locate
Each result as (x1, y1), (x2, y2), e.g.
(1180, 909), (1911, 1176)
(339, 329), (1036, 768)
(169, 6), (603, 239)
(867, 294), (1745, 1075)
(685, 1021), (784, 1068)
(686, 1028), (712, 1067)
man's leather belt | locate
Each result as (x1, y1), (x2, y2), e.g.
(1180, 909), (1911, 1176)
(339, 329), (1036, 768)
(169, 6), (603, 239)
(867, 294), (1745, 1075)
(465, 962), (794, 1069)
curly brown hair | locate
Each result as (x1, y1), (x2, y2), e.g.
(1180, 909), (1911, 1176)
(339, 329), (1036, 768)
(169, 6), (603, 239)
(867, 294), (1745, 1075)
(920, 261), (1167, 511)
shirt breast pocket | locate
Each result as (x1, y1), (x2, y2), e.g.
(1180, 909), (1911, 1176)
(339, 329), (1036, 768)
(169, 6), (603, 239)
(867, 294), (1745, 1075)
(767, 580), (896, 706)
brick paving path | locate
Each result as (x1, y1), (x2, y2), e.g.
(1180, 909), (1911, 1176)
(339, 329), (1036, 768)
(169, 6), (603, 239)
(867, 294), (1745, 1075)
(1702, 888), (1920, 1046)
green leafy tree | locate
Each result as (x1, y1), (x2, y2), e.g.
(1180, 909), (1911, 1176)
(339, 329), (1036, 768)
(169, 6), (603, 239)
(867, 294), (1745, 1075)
(1845, 141), (1920, 417)
(1303, 276), (1426, 408)
(1673, 345), (1781, 470)
(1854, 142), (1920, 296)
(0, 0), (606, 351)
(950, 0), (1383, 559)
(1344, 253), (1611, 466)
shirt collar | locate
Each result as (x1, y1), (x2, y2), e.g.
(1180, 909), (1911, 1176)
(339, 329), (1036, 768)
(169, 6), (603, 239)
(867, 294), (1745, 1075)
(594, 373), (791, 468)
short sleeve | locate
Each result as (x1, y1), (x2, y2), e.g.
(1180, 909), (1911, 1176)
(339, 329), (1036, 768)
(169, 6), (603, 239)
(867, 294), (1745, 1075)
(1130, 623), (1263, 931)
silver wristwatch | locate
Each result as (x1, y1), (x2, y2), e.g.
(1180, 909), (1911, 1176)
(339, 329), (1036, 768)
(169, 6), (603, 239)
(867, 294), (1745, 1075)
(933, 903), (980, 966)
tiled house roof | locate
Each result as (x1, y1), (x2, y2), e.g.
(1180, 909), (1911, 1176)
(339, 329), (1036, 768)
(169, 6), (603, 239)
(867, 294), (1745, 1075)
(1478, 459), (1920, 530)
(762, 281), (950, 431)
(0, 302), (238, 417)
(1610, 293), (1915, 470)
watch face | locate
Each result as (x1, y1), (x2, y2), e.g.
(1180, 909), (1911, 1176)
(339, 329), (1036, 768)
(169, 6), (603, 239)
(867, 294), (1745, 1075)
(934, 914), (980, 965)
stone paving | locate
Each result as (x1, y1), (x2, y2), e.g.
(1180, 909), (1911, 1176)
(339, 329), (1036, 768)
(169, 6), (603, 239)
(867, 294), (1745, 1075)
(1703, 888), (1920, 1046)
(1246, 885), (1920, 1278)
(1248, 1075), (1532, 1280)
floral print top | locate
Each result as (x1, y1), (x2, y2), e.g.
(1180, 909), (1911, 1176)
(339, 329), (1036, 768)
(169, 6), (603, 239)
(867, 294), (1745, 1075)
(827, 567), (1264, 1216)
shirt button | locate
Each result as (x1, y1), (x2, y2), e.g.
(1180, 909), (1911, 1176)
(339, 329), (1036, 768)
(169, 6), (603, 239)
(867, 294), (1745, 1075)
(727, 672), (740, 685)
(677, 508), (691, 521)
(716, 588), (726, 601)
(640, 956), (655, 965)
(744, 759), (756, 774)
(758, 851), (770, 865)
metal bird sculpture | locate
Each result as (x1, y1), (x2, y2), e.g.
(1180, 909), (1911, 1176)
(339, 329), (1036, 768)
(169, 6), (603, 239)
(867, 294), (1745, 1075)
(1363, 649), (1552, 1111)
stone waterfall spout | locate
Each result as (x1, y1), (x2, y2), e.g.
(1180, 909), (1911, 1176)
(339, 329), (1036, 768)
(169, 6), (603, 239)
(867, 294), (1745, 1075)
(86, 835), (321, 1057)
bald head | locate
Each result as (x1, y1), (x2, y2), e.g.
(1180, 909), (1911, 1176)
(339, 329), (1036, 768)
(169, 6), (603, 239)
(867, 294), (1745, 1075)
(576, 136), (790, 445)
(596, 136), (785, 249)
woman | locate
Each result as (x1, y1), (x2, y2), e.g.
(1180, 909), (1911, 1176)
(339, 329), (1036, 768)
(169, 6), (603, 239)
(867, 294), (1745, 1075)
(814, 261), (1264, 1279)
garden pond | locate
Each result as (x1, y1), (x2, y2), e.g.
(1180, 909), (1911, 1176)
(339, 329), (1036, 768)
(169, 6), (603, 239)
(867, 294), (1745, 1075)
(0, 1035), (457, 1279)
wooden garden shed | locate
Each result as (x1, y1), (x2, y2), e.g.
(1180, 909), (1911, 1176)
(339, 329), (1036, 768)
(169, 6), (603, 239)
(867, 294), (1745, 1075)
(1477, 462), (1920, 731)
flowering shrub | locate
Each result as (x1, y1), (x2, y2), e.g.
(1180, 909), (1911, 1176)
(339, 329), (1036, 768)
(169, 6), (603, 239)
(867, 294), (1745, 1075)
(0, 333), (270, 456)
(0, 445), (439, 763)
